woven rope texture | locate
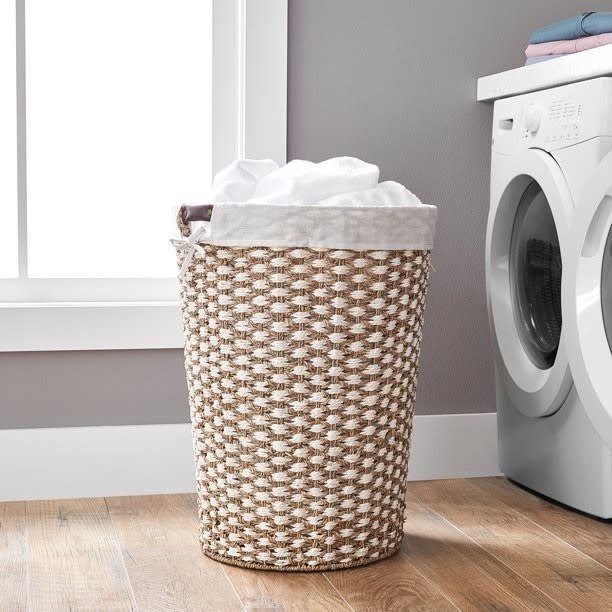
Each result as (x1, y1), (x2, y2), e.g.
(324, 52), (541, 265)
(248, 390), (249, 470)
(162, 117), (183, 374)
(177, 244), (430, 571)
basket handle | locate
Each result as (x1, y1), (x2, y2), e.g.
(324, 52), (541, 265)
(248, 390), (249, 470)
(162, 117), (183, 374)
(176, 204), (214, 236)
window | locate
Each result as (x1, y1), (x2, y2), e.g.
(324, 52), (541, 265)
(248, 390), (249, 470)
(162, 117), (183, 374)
(0, 0), (18, 280)
(0, 0), (287, 351)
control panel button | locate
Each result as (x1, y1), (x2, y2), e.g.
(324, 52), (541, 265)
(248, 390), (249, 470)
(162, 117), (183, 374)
(524, 105), (543, 133)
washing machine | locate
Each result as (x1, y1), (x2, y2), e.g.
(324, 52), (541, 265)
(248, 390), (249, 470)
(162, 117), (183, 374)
(486, 77), (612, 518)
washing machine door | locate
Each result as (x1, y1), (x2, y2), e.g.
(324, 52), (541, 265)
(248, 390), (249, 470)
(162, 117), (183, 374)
(487, 149), (572, 418)
(565, 151), (612, 449)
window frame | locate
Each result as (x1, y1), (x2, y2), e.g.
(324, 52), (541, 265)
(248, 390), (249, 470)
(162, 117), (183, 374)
(0, 0), (287, 352)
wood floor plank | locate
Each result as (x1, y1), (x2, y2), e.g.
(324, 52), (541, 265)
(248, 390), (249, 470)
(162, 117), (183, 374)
(471, 477), (612, 571)
(0, 501), (28, 611)
(26, 497), (135, 611)
(7, 477), (611, 610)
(401, 491), (564, 611)
(222, 563), (353, 612)
(106, 493), (241, 612)
(323, 548), (457, 612)
(409, 478), (612, 611)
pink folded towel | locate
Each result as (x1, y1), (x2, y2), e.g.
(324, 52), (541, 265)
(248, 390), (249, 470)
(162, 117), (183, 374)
(525, 32), (612, 57)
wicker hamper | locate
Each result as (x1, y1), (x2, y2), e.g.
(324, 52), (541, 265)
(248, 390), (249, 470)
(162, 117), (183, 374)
(174, 201), (436, 571)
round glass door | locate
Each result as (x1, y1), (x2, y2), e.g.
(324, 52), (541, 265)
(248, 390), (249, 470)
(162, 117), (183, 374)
(510, 180), (562, 369)
(602, 223), (612, 352)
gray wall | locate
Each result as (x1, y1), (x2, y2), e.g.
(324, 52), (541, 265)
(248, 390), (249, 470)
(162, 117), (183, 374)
(287, 0), (611, 416)
(0, 350), (187, 428)
(2, 0), (609, 428)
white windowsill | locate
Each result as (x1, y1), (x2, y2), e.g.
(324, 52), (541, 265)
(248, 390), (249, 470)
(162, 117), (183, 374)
(0, 301), (183, 352)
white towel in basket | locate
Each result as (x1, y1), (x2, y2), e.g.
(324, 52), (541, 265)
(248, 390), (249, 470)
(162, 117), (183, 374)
(211, 157), (424, 208)
(248, 157), (380, 204)
(318, 181), (422, 207)
(212, 159), (278, 202)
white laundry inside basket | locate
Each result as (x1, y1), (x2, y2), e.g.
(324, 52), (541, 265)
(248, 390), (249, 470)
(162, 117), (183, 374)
(247, 157), (379, 204)
(191, 157), (437, 251)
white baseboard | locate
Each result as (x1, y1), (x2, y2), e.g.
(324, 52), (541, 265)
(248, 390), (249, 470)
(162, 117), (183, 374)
(409, 412), (500, 480)
(0, 413), (499, 502)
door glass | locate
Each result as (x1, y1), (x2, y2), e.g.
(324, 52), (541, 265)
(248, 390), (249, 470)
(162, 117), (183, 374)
(601, 224), (612, 352)
(510, 180), (562, 369)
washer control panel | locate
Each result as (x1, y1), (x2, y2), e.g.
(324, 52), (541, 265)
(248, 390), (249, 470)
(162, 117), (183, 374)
(539, 96), (584, 144)
(519, 95), (585, 145)
(491, 77), (612, 154)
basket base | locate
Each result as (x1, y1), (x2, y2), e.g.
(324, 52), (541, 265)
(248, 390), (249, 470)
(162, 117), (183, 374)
(200, 542), (403, 573)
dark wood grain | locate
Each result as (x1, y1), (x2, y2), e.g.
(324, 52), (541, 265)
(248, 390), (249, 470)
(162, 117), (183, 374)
(408, 478), (612, 611)
(402, 491), (564, 611)
(223, 562), (352, 611)
(106, 493), (241, 612)
(4, 479), (611, 610)
(471, 477), (612, 571)
(0, 501), (27, 611)
(324, 547), (457, 612)
(26, 497), (136, 611)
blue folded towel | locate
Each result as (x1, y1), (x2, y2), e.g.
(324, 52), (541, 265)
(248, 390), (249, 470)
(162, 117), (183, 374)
(529, 12), (612, 44)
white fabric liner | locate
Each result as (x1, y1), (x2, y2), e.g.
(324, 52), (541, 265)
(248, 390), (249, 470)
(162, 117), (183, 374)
(201, 202), (437, 250)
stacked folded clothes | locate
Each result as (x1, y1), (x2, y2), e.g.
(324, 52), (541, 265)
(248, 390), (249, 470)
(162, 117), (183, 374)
(525, 12), (612, 65)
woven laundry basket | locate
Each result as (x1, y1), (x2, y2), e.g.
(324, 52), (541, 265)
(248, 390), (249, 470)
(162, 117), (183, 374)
(174, 201), (436, 571)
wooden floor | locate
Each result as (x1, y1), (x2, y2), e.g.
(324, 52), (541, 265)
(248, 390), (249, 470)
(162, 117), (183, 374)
(2, 478), (611, 611)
